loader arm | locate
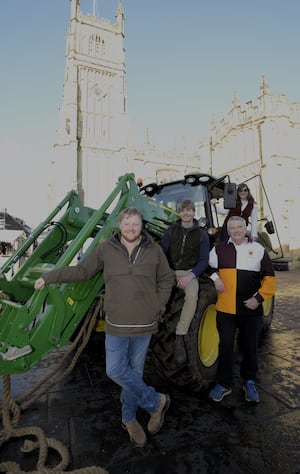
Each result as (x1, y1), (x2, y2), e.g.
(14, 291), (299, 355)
(0, 173), (178, 375)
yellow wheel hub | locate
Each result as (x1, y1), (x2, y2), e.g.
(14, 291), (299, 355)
(197, 305), (219, 367)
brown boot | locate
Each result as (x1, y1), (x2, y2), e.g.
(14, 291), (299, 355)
(122, 420), (147, 448)
(147, 394), (170, 435)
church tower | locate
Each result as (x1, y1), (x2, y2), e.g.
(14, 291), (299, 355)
(50, 0), (129, 208)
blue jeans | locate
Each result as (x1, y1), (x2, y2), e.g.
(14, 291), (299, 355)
(105, 334), (161, 422)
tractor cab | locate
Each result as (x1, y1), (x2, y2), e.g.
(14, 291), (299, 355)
(140, 172), (282, 260)
(140, 173), (235, 244)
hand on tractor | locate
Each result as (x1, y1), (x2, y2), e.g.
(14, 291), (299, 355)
(34, 277), (46, 290)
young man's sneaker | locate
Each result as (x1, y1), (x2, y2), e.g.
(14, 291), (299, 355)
(243, 380), (259, 403)
(209, 384), (232, 402)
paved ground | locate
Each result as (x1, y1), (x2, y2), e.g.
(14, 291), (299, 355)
(0, 268), (299, 473)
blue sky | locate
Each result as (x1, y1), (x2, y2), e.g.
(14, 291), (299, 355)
(1, 0), (300, 226)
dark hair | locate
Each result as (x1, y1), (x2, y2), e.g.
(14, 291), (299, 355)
(237, 183), (255, 204)
(178, 200), (195, 212)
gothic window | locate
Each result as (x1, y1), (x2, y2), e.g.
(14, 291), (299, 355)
(89, 34), (105, 57)
(88, 35), (94, 55)
(95, 35), (101, 55)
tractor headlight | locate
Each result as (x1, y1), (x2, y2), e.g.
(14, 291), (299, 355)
(184, 175), (197, 184)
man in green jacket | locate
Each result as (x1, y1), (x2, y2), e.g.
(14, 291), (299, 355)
(35, 207), (175, 448)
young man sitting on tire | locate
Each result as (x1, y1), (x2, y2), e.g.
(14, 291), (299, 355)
(161, 200), (210, 364)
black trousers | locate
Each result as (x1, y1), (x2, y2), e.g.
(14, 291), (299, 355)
(216, 311), (262, 388)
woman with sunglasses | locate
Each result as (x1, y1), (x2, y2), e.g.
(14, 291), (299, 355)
(215, 183), (258, 242)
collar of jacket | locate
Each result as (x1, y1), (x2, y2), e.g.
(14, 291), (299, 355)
(175, 218), (199, 231)
(228, 236), (252, 245)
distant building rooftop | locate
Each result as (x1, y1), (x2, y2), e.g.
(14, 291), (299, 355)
(0, 209), (31, 234)
(0, 210), (31, 246)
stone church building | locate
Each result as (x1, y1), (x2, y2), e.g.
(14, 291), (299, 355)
(50, 0), (300, 267)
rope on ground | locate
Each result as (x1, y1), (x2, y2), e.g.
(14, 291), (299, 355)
(0, 299), (108, 473)
(0, 463), (107, 473)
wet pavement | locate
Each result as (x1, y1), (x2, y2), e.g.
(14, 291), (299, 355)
(0, 268), (299, 473)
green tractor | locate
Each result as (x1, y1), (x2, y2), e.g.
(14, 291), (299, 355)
(0, 173), (280, 390)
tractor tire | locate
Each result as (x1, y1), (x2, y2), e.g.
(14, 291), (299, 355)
(262, 296), (275, 333)
(149, 275), (219, 392)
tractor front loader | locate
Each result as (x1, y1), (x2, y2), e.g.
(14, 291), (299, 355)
(0, 173), (177, 377)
